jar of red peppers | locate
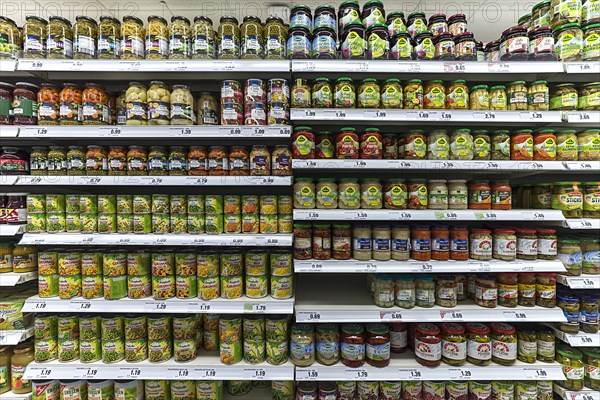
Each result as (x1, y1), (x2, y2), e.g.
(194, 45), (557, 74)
(388, 322), (407, 353)
(336, 127), (360, 159)
(332, 224), (352, 260)
(12, 82), (39, 125)
(491, 181), (512, 210)
(316, 131), (335, 158)
(414, 323), (442, 367)
(341, 323), (366, 367)
(431, 225), (450, 261)
(450, 226), (469, 260)
(533, 129), (557, 160)
(313, 224), (332, 260)
(0, 82), (15, 125)
(468, 180), (492, 209)
(411, 226), (431, 261)
(365, 323), (391, 368)
(294, 223), (312, 260)
(293, 126), (315, 159)
(360, 128), (383, 159)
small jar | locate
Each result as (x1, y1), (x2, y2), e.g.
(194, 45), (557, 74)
(441, 323), (467, 366)
(381, 79), (403, 109)
(552, 182), (583, 218)
(365, 323), (391, 367)
(450, 128), (473, 160)
(98, 16), (122, 59)
(551, 84), (579, 111)
(293, 224), (312, 260)
(404, 79), (424, 109)
(511, 129), (534, 160)
(353, 225), (372, 261)
(408, 180), (428, 210)
(366, 24), (390, 60)
(85, 145), (108, 175)
(427, 130), (450, 160)
(13, 82), (40, 125)
(583, 24), (600, 60)
(581, 238), (599, 274)
(387, 12), (406, 36)
(316, 179), (338, 209)
(582, 347), (600, 390)
(536, 272), (557, 308)
(556, 345), (585, 391)
(290, 5), (313, 30)
(448, 180), (468, 210)
(411, 226), (431, 261)
(448, 13), (468, 35)
(341, 22), (367, 59)
(22, 16), (48, 58)
(388, 322), (408, 354)
(454, 32), (477, 60)
(580, 295), (599, 334)
(428, 13), (448, 36)
(384, 179), (407, 210)
(407, 12), (427, 37)
(334, 78), (356, 108)
(466, 323), (492, 366)
(415, 275), (435, 308)
(390, 31), (413, 60)
(579, 129), (600, 160)
(191, 16), (216, 60)
(472, 130), (491, 160)
(491, 130), (511, 160)
(312, 224), (332, 260)
(532, 0), (552, 28)
(339, 178), (361, 209)
(361, 179), (383, 209)
(392, 226), (410, 261)
(497, 273), (519, 308)
(316, 324), (340, 366)
(553, 23), (583, 61)
(414, 323), (442, 367)
(470, 85), (489, 111)
(558, 294), (581, 333)
(361, 128), (383, 159)
(312, 78), (333, 108)
(491, 181), (512, 210)
(82, 83), (109, 125)
(500, 26), (529, 61)
(475, 274), (498, 308)
(428, 180), (448, 211)
(450, 226), (469, 261)
(291, 79), (311, 108)
(468, 180), (492, 210)
(357, 79), (381, 108)
(294, 178), (316, 209)
(290, 324), (315, 367)
(528, 27), (556, 60)
(372, 225), (391, 261)
(489, 85), (508, 110)
(435, 274), (457, 308)
(240, 16), (264, 59)
(537, 228), (558, 260)
(405, 129), (427, 159)
(470, 229), (492, 261)
(332, 224), (352, 260)
(217, 16), (241, 59)
(533, 129), (557, 160)
(556, 130), (579, 160)
(537, 326), (556, 362)
(395, 276), (415, 309)
(424, 81), (446, 110)
(557, 239), (582, 276)
(312, 27), (337, 59)
(518, 273), (537, 307)
(413, 30), (435, 60)
(493, 229), (517, 261)
(73, 16), (98, 59)
(336, 127), (360, 159)
(490, 323), (517, 365)
(516, 229), (538, 260)
(292, 126), (315, 159)
(0, 82), (14, 125)
(37, 83), (60, 125)
(517, 326), (538, 364)
(434, 33), (455, 60)
(340, 324), (366, 368)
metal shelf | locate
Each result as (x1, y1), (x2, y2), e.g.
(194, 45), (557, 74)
(564, 219), (600, 230)
(0, 391), (31, 400)
(0, 326), (33, 345)
(0, 271), (37, 286)
(550, 325), (600, 347)
(16, 175), (292, 187)
(0, 224), (25, 236)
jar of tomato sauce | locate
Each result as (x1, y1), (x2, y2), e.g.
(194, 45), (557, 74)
(388, 322), (407, 353)
(511, 129), (533, 160)
(365, 323), (391, 367)
(411, 226), (431, 261)
(450, 226), (469, 260)
(336, 127), (360, 159)
(533, 129), (557, 160)
(468, 180), (491, 209)
(491, 181), (512, 210)
(293, 126), (315, 159)
(360, 128), (383, 159)
(341, 323), (366, 367)
(431, 225), (450, 261)
(415, 323), (442, 367)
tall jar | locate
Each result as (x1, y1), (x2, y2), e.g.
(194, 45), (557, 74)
(498, 273), (519, 308)
(82, 84), (108, 125)
(121, 16), (145, 60)
(353, 225), (372, 260)
(340, 324), (366, 368)
(125, 82), (148, 126)
(37, 83), (60, 125)
(192, 16), (216, 59)
(556, 344), (585, 391)
(218, 16), (241, 59)
(316, 324), (340, 366)
(0, 82), (14, 125)
(391, 226), (410, 261)
(441, 323), (467, 366)
(490, 323), (517, 365)
(475, 274), (498, 308)
(169, 16), (191, 59)
(448, 179), (468, 210)
(290, 324), (315, 367)
(536, 272), (557, 308)
(73, 16), (98, 59)
(365, 324), (391, 367)
(170, 85), (194, 125)
(0, 17), (20, 59)
(240, 16), (264, 59)
(264, 17), (287, 59)
(414, 323), (441, 367)
(466, 323), (492, 366)
(98, 16), (121, 59)
(333, 224), (352, 260)
(22, 16), (47, 58)
(47, 16), (73, 59)
(395, 276), (415, 308)
(13, 83), (39, 125)
(10, 343), (34, 394)
(146, 16), (169, 60)
(415, 275), (435, 308)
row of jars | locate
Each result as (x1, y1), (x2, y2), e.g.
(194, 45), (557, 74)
(515, 182), (599, 218)
(0, 14), (290, 60)
(292, 223), (563, 263)
(292, 127), (600, 161)
(557, 286), (600, 334)
(519, 0), (599, 30)
(292, 78), (599, 111)
(294, 178), (517, 210)
(370, 272), (560, 309)
(25, 145), (291, 176)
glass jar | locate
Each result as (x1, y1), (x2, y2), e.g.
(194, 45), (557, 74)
(434, 33), (455, 60)
(98, 16), (121, 59)
(366, 24), (390, 60)
(121, 16), (145, 59)
(428, 180), (448, 210)
(551, 83), (579, 110)
(341, 22), (367, 59)
(22, 16), (47, 58)
(511, 129), (534, 160)
(414, 323), (441, 367)
(415, 275), (435, 307)
(125, 82), (148, 126)
(556, 130), (579, 160)
(287, 27), (312, 59)
(424, 80), (446, 110)
(436, 274), (457, 308)
(475, 274), (498, 308)
(13, 82), (39, 125)
(86, 145), (108, 175)
(528, 81), (551, 111)
(147, 81), (171, 125)
(381, 79), (403, 108)
(557, 239), (583, 276)
(427, 130), (450, 160)
(332, 224), (352, 260)
(408, 180), (428, 210)
(490, 323), (517, 365)
(500, 26), (529, 61)
(167, 16), (191, 60)
(170, 85), (194, 125)
(0, 82), (14, 125)
(316, 179), (338, 209)
(579, 129), (600, 160)
(411, 226), (431, 262)
(404, 130), (427, 159)
(469, 180), (492, 210)
(580, 295), (599, 333)
(537, 326), (556, 362)
(558, 294), (581, 333)
(294, 223), (312, 260)
(357, 79), (381, 108)
(10, 343), (34, 394)
(30, 146), (48, 175)
(404, 79), (424, 109)
(395, 276), (415, 309)
(316, 324), (340, 366)
(516, 229), (538, 260)
(491, 130), (511, 160)
(341, 324), (365, 367)
(384, 179), (407, 210)
(59, 83), (82, 125)
(556, 345), (585, 391)
(489, 85), (507, 110)
(73, 16), (97, 59)
(536, 272), (557, 308)
(448, 180), (468, 210)
(361, 179), (382, 209)
(339, 178), (360, 209)
(450, 226), (469, 261)
(0, 17), (20, 59)
(473, 130), (491, 160)
(470, 85), (489, 110)
(446, 80), (469, 110)
(493, 229), (517, 261)
(390, 31), (413, 60)
(518, 273), (537, 307)
(37, 83), (60, 125)
(312, 78), (333, 108)
(353, 225), (372, 261)
(582, 347), (600, 390)
(47, 16), (73, 59)
(294, 178), (315, 209)
(581, 238), (600, 275)
(414, 30), (435, 60)
(365, 323), (390, 367)
(450, 128), (473, 160)
(334, 78), (356, 108)
(470, 229), (492, 261)
(47, 146), (67, 175)
(536, 228), (558, 260)
(290, 324), (315, 367)
(66, 145), (85, 175)
(264, 17), (286, 60)
(191, 16), (215, 59)
(240, 16), (264, 59)
(498, 273), (519, 308)
(466, 323), (492, 366)
(552, 182), (583, 218)
(372, 225), (391, 261)
(218, 16), (241, 59)
(361, 128), (383, 159)
(533, 129), (557, 160)
(82, 83), (108, 125)
(583, 24), (600, 60)
(441, 323), (466, 366)
(392, 226), (410, 261)
(517, 326), (538, 364)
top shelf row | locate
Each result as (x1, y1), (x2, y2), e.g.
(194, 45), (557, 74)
(2, 59), (599, 79)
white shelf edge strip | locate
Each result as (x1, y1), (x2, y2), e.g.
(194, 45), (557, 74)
(557, 274), (600, 289)
(0, 271), (38, 286)
(549, 325), (600, 347)
(554, 385), (600, 400)
(16, 176), (292, 186)
(0, 224), (25, 236)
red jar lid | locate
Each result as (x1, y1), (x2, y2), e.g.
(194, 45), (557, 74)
(516, 228), (537, 234)
(490, 322), (515, 335)
(471, 229), (492, 235)
(537, 272), (556, 277)
(416, 322), (440, 336)
(494, 229), (515, 234)
(536, 228), (556, 234)
(441, 323), (465, 335)
(466, 323), (490, 335)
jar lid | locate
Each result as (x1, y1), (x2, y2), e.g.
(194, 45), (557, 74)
(333, 223), (352, 229)
(582, 128), (600, 133)
(508, 80), (526, 85)
(341, 323), (364, 335)
(448, 179), (467, 183)
(471, 179), (489, 183)
(532, 0), (551, 11)
(340, 127), (356, 131)
(451, 79), (466, 84)
(26, 15), (48, 24)
(407, 12), (426, 19)
(448, 13), (466, 20)
(366, 323), (389, 335)
(583, 23), (600, 31)
(536, 228), (556, 234)
(293, 223), (312, 228)
(580, 347), (600, 359)
(291, 323), (313, 334)
(294, 126), (313, 132)
(471, 85), (489, 90)
(516, 228), (537, 234)
(76, 15), (98, 25)
(490, 85), (506, 90)
(427, 80), (443, 84)
(441, 322), (465, 335)
(557, 129), (577, 134)
(340, 0), (360, 7)
(582, 181), (600, 185)
(494, 229), (515, 234)
(316, 323), (338, 334)
(558, 238), (580, 244)
(194, 16), (214, 25)
(171, 15), (191, 24)
(490, 322), (516, 335)
(384, 78), (401, 83)
(416, 322), (440, 335)
(514, 129), (533, 134)
(471, 229), (492, 234)
(554, 181), (581, 185)
(336, 77), (354, 82)
(294, 177), (313, 182)
(557, 293), (580, 303)
(361, 78), (378, 83)
(49, 16), (72, 26)
(466, 322), (490, 335)
(266, 16), (284, 24)
(15, 82), (40, 90)
(415, 30), (433, 36)
(243, 15), (262, 24)
(388, 12), (405, 19)
(396, 275), (414, 281)
(315, 5), (336, 13)
(0, 16), (17, 26)
(556, 344), (583, 360)
(429, 179), (447, 183)
(313, 223), (331, 229)
(406, 79), (422, 84)
(552, 23), (581, 32)
(368, 23), (388, 30)
(219, 15), (239, 24)
(365, 127), (380, 133)
(344, 21), (366, 29)
(428, 13), (447, 21)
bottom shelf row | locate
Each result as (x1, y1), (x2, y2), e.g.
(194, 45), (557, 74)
(5, 379), (596, 400)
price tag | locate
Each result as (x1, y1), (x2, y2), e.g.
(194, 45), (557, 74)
(443, 62), (466, 72)
(488, 62), (510, 72)
(380, 311), (403, 320)
(448, 368), (472, 380)
(474, 111), (497, 120)
(303, 109), (316, 118)
(475, 212), (497, 220)
(577, 112), (591, 121)
(398, 369), (422, 380)
(522, 111), (543, 120)
(145, 301), (167, 311)
(298, 311), (322, 322)
(435, 161), (458, 169)
(31, 300), (47, 310)
(406, 62), (421, 72)
(522, 211), (546, 221)
(306, 211), (320, 220)
(392, 211), (412, 221)
(118, 367), (141, 379)
(33, 127), (48, 136)
(578, 336), (594, 345)
(363, 110), (388, 119)
(252, 127), (266, 135)
(141, 177), (164, 185)
(440, 310), (464, 320)
(567, 62), (593, 72)
(260, 176), (275, 184)
(354, 211), (368, 220)
(195, 368), (217, 378)
(503, 311), (527, 320)
(435, 211), (458, 220)
(177, 127), (192, 136)
(21, 176), (43, 184)
(169, 368), (190, 378)
(353, 62), (369, 72)
(77, 367), (99, 379)
(244, 368), (267, 379)
(345, 368), (369, 380)
(187, 176), (208, 185)
(187, 301), (211, 312)
(309, 262), (323, 271)
(303, 160), (318, 168)
(230, 237), (244, 246)
(82, 176), (102, 185)
(245, 303), (267, 313)
(523, 368), (548, 379)
(356, 262), (377, 273)
(467, 261), (490, 272)
(567, 162), (594, 171)
(569, 277), (598, 289)
(578, 394), (597, 400)
(265, 237), (279, 245)
(302, 61), (317, 71)
(71, 300), (92, 310)
(126, 61), (142, 71)
(35, 367), (53, 378)
(30, 60), (45, 69)
(440, 111), (452, 120)
(299, 368), (319, 380)
(408, 111), (430, 120)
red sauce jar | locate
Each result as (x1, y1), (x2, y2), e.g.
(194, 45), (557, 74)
(336, 127), (359, 159)
(528, 27), (556, 61)
(383, 134), (398, 159)
(316, 131), (335, 159)
(468, 180), (491, 209)
(450, 226), (469, 260)
(491, 181), (512, 210)
(0, 82), (15, 125)
(365, 323), (391, 367)
(533, 129), (557, 160)
(388, 322), (407, 353)
(340, 323), (365, 368)
(511, 129), (534, 160)
(360, 128), (383, 159)
(293, 126), (315, 159)
(431, 225), (450, 261)
(12, 82), (39, 125)
(414, 322), (442, 367)
(411, 226), (431, 261)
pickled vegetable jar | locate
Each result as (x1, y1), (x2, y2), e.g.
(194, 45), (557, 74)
(556, 344), (585, 391)
(552, 182), (583, 218)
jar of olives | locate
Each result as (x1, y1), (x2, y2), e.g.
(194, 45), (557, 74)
(0, 16), (20, 59)
(146, 16), (169, 60)
(170, 85), (194, 125)
(192, 16), (216, 59)
(73, 16), (98, 59)
(264, 17), (287, 59)
(240, 16), (264, 59)
(169, 16), (191, 59)
(218, 16), (241, 59)
(121, 16), (145, 60)
(147, 81), (171, 125)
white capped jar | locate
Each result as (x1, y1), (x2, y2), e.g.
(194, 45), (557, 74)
(372, 225), (391, 260)
(428, 179), (448, 210)
(448, 179), (468, 209)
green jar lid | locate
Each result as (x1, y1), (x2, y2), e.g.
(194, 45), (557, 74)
(407, 11), (426, 18)
(427, 79), (443, 84)
(294, 126), (312, 131)
(533, 183), (552, 186)
(293, 222), (312, 228)
(364, 0), (384, 6)
(493, 130), (510, 134)
(554, 181), (581, 185)
(345, 21), (366, 28)
(340, 0), (360, 6)
(315, 5), (335, 12)
(553, 23), (581, 32)
(341, 323), (364, 335)
(582, 23), (600, 31)
(341, 127), (356, 131)
(558, 238), (580, 243)
(317, 130), (333, 135)
(537, 129), (555, 134)
(369, 23), (388, 29)
(336, 77), (353, 82)
(313, 223), (332, 228)
(531, 80), (547, 85)
(473, 129), (489, 135)
(514, 129), (533, 134)
(451, 79), (466, 84)
(362, 78), (378, 83)
(532, 0), (551, 12)
(406, 79), (423, 84)
(340, 178), (358, 182)
(508, 80), (526, 85)
(583, 129), (600, 133)
(366, 323), (389, 335)
(582, 182), (600, 185)
(365, 127), (380, 132)
(557, 344), (583, 360)
(316, 178), (335, 182)
(555, 83), (575, 88)
(384, 78), (401, 83)
(490, 85), (506, 90)
(454, 128), (471, 133)
(518, 14), (531, 23)
(558, 129), (577, 133)
(471, 84), (489, 90)
(316, 323), (339, 334)
(291, 323), (313, 334)
(580, 347), (600, 358)
(333, 223), (352, 228)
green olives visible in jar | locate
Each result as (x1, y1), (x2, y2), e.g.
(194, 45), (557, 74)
(556, 344), (585, 391)
(47, 17), (73, 59)
(169, 16), (191, 59)
(125, 82), (148, 126)
(73, 16), (98, 59)
(98, 16), (121, 59)
(0, 17), (21, 59)
(146, 16), (169, 60)
(192, 16), (216, 59)
(357, 79), (381, 108)
(23, 16), (47, 59)
(121, 16), (145, 60)
(218, 16), (240, 59)
(381, 79), (403, 108)
(404, 79), (423, 109)
(240, 16), (263, 59)
(170, 85), (195, 125)
(264, 17), (287, 59)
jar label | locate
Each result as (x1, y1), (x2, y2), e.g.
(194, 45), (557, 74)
(583, 0), (600, 22)
(290, 13), (312, 30)
(48, 35), (73, 57)
(492, 339), (517, 360)
(317, 341), (339, 361)
(437, 287), (456, 301)
(467, 340), (491, 360)
(333, 236), (351, 253)
(537, 339), (554, 358)
(581, 138), (600, 165)
(362, 185), (382, 208)
(451, 135), (472, 157)
(587, 365), (600, 380)
(498, 283), (518, 299)
(242, 34), (262, 55)
(358, 86), (381, 108)
(557, 251), (582, 270)
(388, 18), (407, 36)
(512, 137), (533, 158)
(366, 341), (390, 362)
(312, 35), (336, 57)
(412, 238), (431, 252)
(12, 98), (36, 118)
(451, 239), (468, 252)
(415, 339), (441, 361)
(529, 36), (554, 54)
(315, 14), (336, 30)
(583, 249), (600, 268)
(290, 341), (314, 362)
(342, 31), (367, 58)
(425, 87), (445, 109)
(390, 329), (408, 348)
(534, 137), (556, 159)
(519, 283), (536, 299)
(552, 191), (583, 210)
(442, 339), (466, 360)
(339, 185), (360, 208)
(580, 309), (599, 326)
(456, 40), (476, 58)
(364, 9), (385, 28)
(449, 193), (468, 207)
(340, 9), (361, 30)
(396, 288), (414, 302)
(415, 37), (434, 59)
(317, 185), (337, 207)
(24, 33), (44, 55)
(373, 238), (390, 251)
(219, 35), (240, 56)
(554, 1), (582, 20)
(517, 238), (538, 256)
(476, 285), (497, 301)
(392, 238), (409, 252)
(74, 35), (96, 56)
(564, 366), (585, 380)
(471, 237), (492, 257)
(433, 237), (449, 251)
(341, 342), (365, 361)
(536, 284), (556, 299)
(385, 185), (407, 207)
(99, 34), (121, 56)
(122, 35), (144, 57)
(148, 101), (170, 121)
(407, 19), (426, 37)
(171, 103), (195, 123)
(416, 288), (434, 302)
(449, 21), (467, 36)
(313, 85), (332, 107)
(405, 136), (427, 158)
(67, 154), (84, 170)
(555, 32), (583, 60)
(564, 310), (580, 325)
(335, 84), (356, 108)
(430, 137), (450, 159)
(474, 137), (491, 158)
(126, 101), (147, 121)
(538, 238), (558, 256)
(429, 22), (448, 36)
(494, 237), (516, 257)
(392, 37), (412, 59)
(361, 134), (382, 158)
(193, 35), (214, 55)
(367, 32), (389, 59)
(519, 340), (537, 357)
